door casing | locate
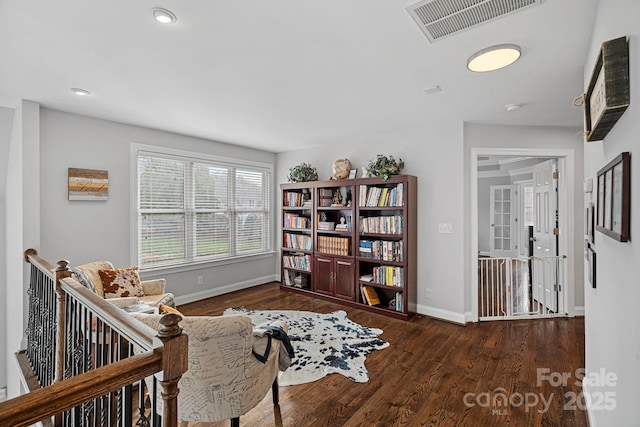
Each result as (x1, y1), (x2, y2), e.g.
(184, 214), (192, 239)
(469, 148), (576, 322)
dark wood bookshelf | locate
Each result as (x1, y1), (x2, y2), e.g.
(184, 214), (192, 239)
(359, 232), (403, 239)
(356, 257), (404, 267)
(279, 175), (416, 320)
(281, 248), (312, 254)
(282, 227), (311, 232)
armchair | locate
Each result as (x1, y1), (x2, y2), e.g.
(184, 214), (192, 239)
(72, 261), (175, 307)
(130, 312), (288, 426)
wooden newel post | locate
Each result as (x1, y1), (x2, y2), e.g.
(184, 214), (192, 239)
(156, 313), (188, 426)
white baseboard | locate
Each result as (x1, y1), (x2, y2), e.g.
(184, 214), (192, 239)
(582, 379), (597, 427)
(415, 303), (467, 325)
(174, 274), (279, 306)
(572, 306), (585, 316)
(464, 311), (475, 323)
(0, 387), (6, 402)
(479, 251), (491, 257)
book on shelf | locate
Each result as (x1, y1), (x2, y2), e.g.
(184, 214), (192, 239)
(283, 191), (304, 207)
(282, 253), (311, 271)
(362, 285), (381, 306)
(372, 265), (404, 287)
(359, 215), (403, 234)
(284, 212), (310, 229)
(360, 274), (373, 282)
(318, 221), (335, 231)
(319, 188), (333, 207)
(358, 240), (403, 261)
(317, 235), (350, 256)
(359, 184), (405, 207)
(283, 232), (312, 250)
(387, 293), (404, 312)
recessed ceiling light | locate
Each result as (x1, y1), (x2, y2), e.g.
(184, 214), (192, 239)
(152, 7), (177, 24)
(504, 103), (522, 112)
(70, 88), (91, 96)
(467, 44), (521, 72)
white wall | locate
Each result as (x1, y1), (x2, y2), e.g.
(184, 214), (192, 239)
(39, 108), (278, 302)
(276, 115), (467, 323)
(5, 100), (40, 398)
(583, 1), (640, 425)
(0, 106), (15, 390)
(464, 123), (585, 315)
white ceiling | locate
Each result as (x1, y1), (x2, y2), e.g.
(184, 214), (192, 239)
(0, 0), (597, 152)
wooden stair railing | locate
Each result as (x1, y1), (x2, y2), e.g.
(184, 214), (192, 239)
(0, 249), (188, 427)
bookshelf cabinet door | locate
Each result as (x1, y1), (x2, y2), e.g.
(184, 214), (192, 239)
(334, 258), (355, 301)
(314, 256), (333, 296)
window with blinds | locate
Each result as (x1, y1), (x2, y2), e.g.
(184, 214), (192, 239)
(137, 151), (271, 269)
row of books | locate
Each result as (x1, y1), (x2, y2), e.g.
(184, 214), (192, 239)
(283, 191), (309, 207)
(282, 254), (311, 271)
(390, 292), (403, 312)
(359, 215), (403, 234)
(361, 285), (380, 306)
(283, 232), (312, 250)
(359, 240), (403, 262)
(358, 184), (404, 207)
(317, 236), (350, 256)
(360, 286), (404, 312)
(363, 266), (403, 287)
(283, 213), (310, 229)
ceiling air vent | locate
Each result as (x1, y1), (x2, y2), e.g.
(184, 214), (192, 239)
(407, 0), (543, 43)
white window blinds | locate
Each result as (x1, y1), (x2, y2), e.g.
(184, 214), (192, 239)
(137, 151), (271, 269)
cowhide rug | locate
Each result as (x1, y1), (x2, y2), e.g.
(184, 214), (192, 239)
(223, 308), (389, 386)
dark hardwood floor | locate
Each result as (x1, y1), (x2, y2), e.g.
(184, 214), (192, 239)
(178, 282), (586, 427)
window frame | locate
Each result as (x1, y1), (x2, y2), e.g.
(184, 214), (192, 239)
(131, 143), (274, 272)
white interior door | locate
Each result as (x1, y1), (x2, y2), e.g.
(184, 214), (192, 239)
(490, 185), (516, 258)
(532, 160), (558, 312)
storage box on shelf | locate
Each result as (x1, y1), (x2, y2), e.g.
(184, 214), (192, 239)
(280, 175), (416, 319)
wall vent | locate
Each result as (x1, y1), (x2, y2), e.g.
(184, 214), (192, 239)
(407, 0), (543, 43)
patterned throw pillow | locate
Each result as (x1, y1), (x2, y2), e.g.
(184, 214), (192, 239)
(99, 267), (145, 299)
(72, 268), (98, 294)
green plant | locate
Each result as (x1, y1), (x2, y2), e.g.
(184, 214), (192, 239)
(367, 154), (404, 181)
(288, 162), (318, 183)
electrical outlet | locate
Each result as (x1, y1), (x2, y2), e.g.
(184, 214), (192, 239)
(197, 276), (204, 286)
(425, 288), (433, 299)
(438, 223), (453, 234)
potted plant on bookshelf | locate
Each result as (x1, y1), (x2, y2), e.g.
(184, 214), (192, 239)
(366, 154), (404, 181)
(288, 162), (319, 183)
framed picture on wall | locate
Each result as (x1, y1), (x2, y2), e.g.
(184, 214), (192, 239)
(596, 152), (630, 241)
(584, 36), (630, 142)
(68, 168), (109, 201)
(587, 202), (595, 244)
(588, 246), (597, 289)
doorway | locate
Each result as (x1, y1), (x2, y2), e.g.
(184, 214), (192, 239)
(471, 149), (575, 321)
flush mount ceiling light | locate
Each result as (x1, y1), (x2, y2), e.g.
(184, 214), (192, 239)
(70, 88), (91, 96)
(504, 103), (522, 112)
(152, 7), (177, 24)
(467, 44), (521, 72)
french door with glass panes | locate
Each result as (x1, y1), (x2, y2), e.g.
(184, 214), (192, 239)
(490, 185), (516, 258)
